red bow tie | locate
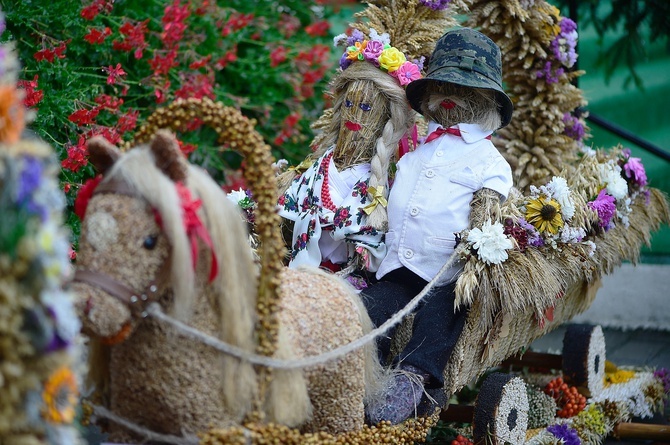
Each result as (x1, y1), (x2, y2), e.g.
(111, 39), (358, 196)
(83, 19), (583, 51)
(424, 127), (491, 144)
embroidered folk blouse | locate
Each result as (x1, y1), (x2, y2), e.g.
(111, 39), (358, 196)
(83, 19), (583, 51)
(278, 147), (386, 271)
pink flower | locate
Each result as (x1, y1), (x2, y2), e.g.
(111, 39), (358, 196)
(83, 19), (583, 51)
(392, 61), (421, 86)
(362, 40), (384, 64)
(105, 63), (126, 85)
(623, 157), (647, 187)
(588, 189), (616, 231)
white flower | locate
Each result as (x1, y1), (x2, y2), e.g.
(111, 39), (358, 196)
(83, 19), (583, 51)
(547, 176), (575, 220)
(40, 290), (81, 344)
(369, 28), (391, 45)
(467, 220), (513, 265)
(559, 224), (585, 243)
(226, 188), (248, 207)
(333, 33), (348, 47)
(272, 158), (289, 173)
(599, 162), (628, 200)
(583, 240), (597, 256)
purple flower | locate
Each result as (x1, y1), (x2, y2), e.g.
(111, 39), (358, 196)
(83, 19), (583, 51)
(17, 156), (43, 203)
(547, 424), (580, 445)
(536, 61), (564, 84)
(623, 157), (648, 187)
(412, 56), (426, 72)
(561, 17), (577, 34)
(588, 189), (617, 231)
(519, 217), (544, 247)
(563, 113), (585, 141)
(339, 52), (352, 70)
(419, 0), (452, 10)
(654, 368), (670, 393)
(346, 29), (365, 47)
(363, 40), (384, 64)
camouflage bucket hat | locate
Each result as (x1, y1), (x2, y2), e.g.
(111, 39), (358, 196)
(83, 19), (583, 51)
(405, 28), (514, 128)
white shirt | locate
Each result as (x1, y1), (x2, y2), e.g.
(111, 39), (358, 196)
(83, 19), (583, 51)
(376, 122), (513, 284)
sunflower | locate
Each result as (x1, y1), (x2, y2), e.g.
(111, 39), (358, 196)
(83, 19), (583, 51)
(42, 366), (78, 424)
(525, 195), (564, 235)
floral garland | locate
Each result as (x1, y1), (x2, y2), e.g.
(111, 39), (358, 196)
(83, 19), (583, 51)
(459, 148), (650, 267)
(333, 28), (423, 87)
(0, 10), (82, 442)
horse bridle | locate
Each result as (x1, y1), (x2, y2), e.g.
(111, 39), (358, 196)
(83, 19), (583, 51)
(73, 178), (170, 319)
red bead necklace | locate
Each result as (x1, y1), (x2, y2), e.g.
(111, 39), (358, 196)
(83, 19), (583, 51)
(320, 152), (337, 212)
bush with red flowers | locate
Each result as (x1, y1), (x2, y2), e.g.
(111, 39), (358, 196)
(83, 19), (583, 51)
(2, 0), (342, 242)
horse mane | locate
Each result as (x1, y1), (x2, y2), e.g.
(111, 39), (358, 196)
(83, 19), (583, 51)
(107, 145), (259, 416)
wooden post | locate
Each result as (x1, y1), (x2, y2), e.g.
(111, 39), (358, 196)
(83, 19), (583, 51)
(613, 423), (670, 441)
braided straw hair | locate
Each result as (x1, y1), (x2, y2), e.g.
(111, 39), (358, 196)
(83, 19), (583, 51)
(314, 62), (413, 231)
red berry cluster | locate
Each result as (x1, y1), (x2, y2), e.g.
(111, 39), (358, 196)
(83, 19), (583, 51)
(544, 377), (587, 418)
(451, 434), (474, 445)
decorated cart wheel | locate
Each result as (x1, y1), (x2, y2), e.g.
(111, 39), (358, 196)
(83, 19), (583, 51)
(473, 373), (529, 445)
(562, 324), (606, 397)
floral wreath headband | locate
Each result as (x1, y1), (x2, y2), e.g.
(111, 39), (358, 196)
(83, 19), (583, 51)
(334, 29), (423, 87)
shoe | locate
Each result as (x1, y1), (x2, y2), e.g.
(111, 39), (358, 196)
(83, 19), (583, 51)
(416, 386), (448, 416)
(366, 365), (428, 425)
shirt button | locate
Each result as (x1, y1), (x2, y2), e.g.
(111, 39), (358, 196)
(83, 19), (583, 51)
(410, 207), (419, 216)
(426, 169), (435, 178)
(436, 150), (443, 157)
(404, 249), (414, 259)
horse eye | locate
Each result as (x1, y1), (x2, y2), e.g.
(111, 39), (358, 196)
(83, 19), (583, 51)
(359, 103), (371, 111)
(345, 99), (353, 108)
(143, 235), (158, 250)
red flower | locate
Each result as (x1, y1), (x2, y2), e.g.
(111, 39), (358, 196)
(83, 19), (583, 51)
(80, 0), (113, 20)
(74, 175), (103, 219)
(62, 136), (89, 172)
(113, 20), (149, 59)
(214, 47), (237, 70)
(68, 107), (100, 126)
(34, 40), (69, 63)
(105, 63), (127, 85)
(149, 49), (179, 76)
(84, 27), (112, 44)
(175, 73), (215, 100)
(17, 75), (44, 108)
(221, 12), (254, 37)
(154, 80), (171, 104)
(305, 20), (330, 37)
(189, 55), (212, 70)
(117, 109), (139, 133)
(195, 0), (211, 15)
(177, 139), (197, 155)
(278, 14), (300, 38)
(94, 94), (124, 110)
(285, 112), (300, 128)
(270, 46), (287, 68)
(162, 0), (190, 48)
(34, 48), (56, 63)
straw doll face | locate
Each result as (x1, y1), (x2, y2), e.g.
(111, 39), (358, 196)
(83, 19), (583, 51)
(420, 83), (501, 131)
(333, 79), (389, 168)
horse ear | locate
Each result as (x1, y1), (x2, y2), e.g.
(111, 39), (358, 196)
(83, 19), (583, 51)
(149, 130), (188, 183)
(87, 136), (122, 175)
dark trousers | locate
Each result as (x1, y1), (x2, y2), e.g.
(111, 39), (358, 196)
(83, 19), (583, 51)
(362, 267), (468, 388)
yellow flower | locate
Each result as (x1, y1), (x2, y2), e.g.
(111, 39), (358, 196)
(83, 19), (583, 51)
(378, 47), (406, 73)
(540, 4), (562, 38)
(43, 366), (78, 424)
(605, 369), (636, 385)
(525, 195), (563, 234)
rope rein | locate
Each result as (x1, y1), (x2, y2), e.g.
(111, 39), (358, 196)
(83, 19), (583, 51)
(148, 246), (465, 370)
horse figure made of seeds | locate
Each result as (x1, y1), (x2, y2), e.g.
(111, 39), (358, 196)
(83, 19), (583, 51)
(71, 130), (382, 442)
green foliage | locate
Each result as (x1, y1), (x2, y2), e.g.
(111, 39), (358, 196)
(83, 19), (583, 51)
(1, 0), (340, 243)
(552, 0), (670, 89)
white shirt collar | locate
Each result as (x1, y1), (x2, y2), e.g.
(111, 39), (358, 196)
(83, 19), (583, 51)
(426, 121), (494, 144)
